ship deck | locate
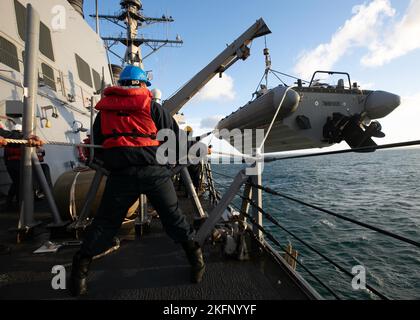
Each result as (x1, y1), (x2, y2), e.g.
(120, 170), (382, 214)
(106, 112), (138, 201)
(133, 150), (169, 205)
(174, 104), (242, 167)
(0, 193), (318, 300)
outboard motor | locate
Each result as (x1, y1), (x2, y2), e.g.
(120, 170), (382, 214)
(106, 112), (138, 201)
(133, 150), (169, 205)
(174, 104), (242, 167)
(323, 113), (385, 152)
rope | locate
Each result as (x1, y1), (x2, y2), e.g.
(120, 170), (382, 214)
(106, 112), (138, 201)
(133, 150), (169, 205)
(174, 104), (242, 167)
(270, 69), (311, 84)
(238, 195), (388, 300)
(7, 138), (417, 157)
(3, 138), (104, 149)
(3, 131), (216, 151)
(252, 71), (268, 98)
(259, 86), (294, 152)
(269, 70), (288, 86)
(246, 181), (420, 250)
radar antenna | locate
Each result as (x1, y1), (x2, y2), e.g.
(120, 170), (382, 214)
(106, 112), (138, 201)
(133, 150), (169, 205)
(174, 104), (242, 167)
(91, 0), (183, 68)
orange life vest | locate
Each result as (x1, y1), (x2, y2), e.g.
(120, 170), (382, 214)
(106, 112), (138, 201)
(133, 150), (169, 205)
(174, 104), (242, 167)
(4, 144), (22, 161)
(4, 145), (45, 162)
(95, 86), (160, 149)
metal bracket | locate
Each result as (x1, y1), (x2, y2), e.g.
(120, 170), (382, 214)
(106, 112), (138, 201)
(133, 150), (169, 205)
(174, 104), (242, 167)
(180, 166), (207, 219)
(194, 169), (249, 246)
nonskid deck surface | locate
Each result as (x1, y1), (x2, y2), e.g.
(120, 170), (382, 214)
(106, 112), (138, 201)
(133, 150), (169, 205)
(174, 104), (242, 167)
(0, 196), (310, 300)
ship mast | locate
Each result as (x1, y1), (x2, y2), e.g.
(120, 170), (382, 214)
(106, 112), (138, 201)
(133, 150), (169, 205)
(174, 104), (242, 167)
(123, 0), (143, 67)
(92, 0), (183, 68)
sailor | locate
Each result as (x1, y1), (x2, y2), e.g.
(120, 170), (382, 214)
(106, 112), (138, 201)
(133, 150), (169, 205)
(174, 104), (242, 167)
(77, 131), (91, 164)
(0, 121), (43, 147)
(0, 124), (22, 146)
(33, 146), (53, 198)
(2, 124), (48, 204)
(184, 126), (202, 192)
(69, 65), (206, 296)
(0, 121), (43, 255)
(3, 124), (24, 207)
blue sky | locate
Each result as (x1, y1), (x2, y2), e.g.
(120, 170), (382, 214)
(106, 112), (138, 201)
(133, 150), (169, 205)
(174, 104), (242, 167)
(84, 0), (420, 151)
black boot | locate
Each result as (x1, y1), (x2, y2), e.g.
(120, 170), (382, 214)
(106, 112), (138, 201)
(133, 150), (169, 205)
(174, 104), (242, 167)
(182, 241), (205, 283)
(68, 251), (92, 297)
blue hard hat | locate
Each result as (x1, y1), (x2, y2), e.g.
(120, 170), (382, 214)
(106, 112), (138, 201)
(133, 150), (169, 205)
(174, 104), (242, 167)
(118, 65), (151, 87)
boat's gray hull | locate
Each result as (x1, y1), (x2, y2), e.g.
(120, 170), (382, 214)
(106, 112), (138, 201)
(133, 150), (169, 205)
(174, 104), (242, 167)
(216, 85), (401, 153)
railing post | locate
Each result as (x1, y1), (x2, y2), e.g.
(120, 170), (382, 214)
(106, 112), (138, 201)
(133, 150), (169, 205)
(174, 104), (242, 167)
(18, 4), (40, 232)
(251, 159), (263, 240)
(89, 96), (95, 164)
(180, 166), (207, 219)
(240, 181), (252, 218)
(31, 153), (64, 226)
(135, 194), (148, 237)
(140, 194), (147, 218)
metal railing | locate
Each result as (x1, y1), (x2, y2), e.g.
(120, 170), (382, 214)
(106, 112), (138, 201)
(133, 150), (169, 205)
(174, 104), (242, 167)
(208, 141), (420, 300)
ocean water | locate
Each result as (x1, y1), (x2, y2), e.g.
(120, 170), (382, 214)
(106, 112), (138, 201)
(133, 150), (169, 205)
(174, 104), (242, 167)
(211, 148), (420, 300)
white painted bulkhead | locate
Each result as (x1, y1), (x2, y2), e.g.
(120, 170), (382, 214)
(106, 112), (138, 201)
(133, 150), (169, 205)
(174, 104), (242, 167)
(0, 0), (112, 194)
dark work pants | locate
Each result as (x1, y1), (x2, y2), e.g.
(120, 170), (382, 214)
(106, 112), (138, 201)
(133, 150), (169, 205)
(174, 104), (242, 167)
(80, 166), (194, 257)
(188, 164), (202, 189)
(4, 161), (53, 206)
(33, 163), (53, 191)
(5, 161), (20, 203)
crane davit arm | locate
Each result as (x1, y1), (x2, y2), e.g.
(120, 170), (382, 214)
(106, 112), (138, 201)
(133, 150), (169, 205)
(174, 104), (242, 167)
(163, 18), (272, 116)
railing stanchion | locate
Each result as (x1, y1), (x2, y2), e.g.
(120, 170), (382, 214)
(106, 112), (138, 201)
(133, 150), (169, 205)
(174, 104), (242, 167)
(240, 180), (252, 225)
(251, 157), (263, 240)
(18, 4), (40, 234)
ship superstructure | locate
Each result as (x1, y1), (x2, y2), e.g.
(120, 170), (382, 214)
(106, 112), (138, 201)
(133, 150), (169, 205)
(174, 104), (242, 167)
(0, 0), (112, 193)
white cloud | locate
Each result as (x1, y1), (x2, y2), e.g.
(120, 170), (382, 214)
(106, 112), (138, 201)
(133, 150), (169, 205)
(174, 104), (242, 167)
(357, 82), (375, 90)
(294, 0), (395, 79)
(378, 93), (420, 143)
(181, 118), (206, 136)
(195, 74), (236, 101)
(200, 115), (223, 129)
(182, 117), (239, 155)
(182, 115), (223, 135)
(361, 0), (420, 67)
